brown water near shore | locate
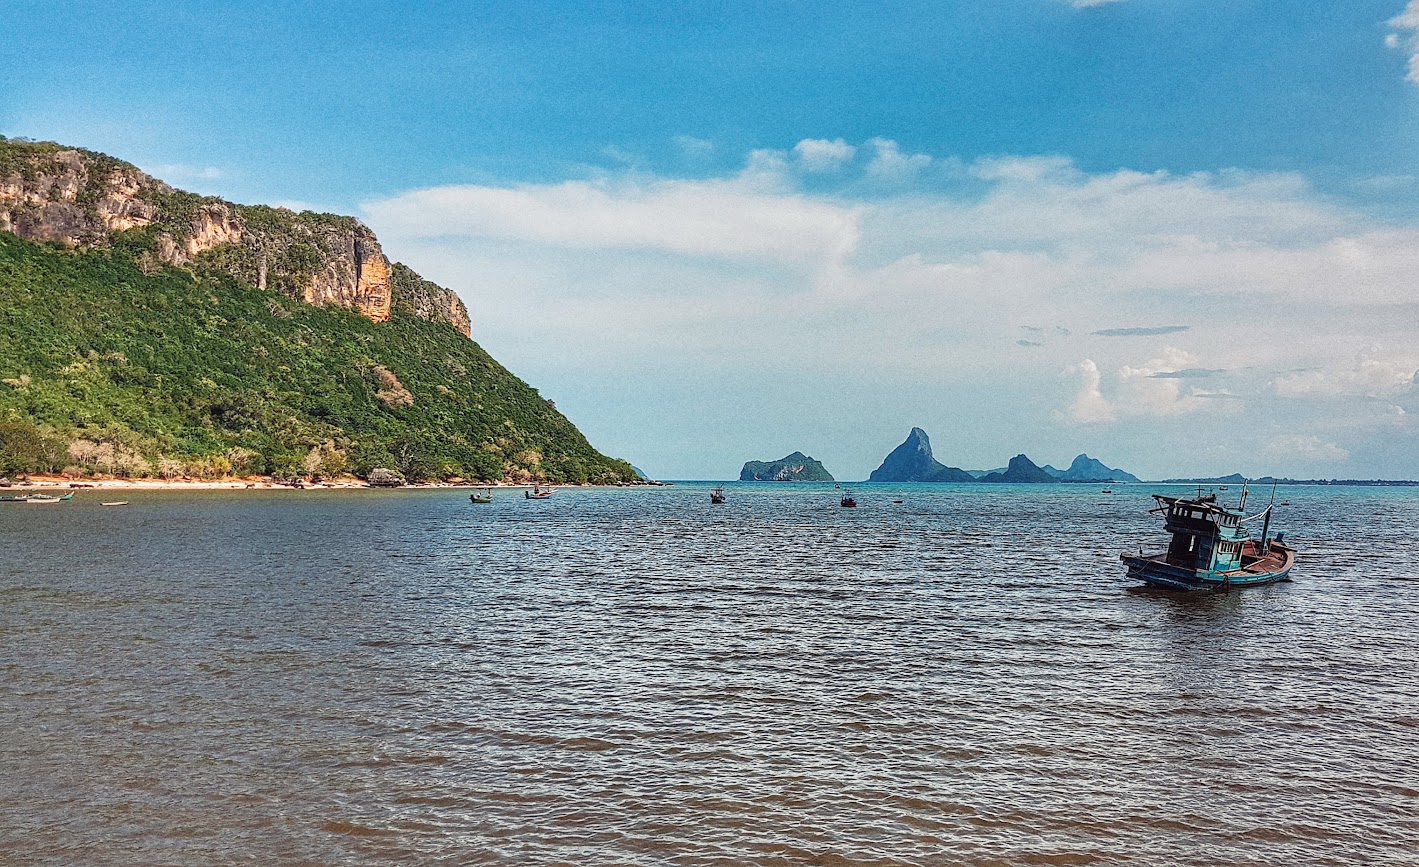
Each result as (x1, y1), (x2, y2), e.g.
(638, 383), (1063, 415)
(2, 484), (1417, 865)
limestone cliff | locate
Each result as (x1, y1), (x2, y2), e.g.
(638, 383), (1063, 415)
(0, 137), (470, 336)
(868, 427), (976, 483)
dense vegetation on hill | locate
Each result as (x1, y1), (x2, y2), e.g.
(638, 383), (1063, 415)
(0, 232), (634, 483)
(739, 451), (835, 482)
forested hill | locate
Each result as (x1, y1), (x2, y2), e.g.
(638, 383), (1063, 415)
(0, 138), (635, 483)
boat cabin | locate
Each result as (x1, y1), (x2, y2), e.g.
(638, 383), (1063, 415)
(1153, 494), (1248, 575)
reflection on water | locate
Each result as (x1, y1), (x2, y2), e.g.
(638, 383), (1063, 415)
(2, 483), (1418, 865)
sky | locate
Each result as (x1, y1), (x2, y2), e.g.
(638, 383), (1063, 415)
(3, 0), (1419, 480)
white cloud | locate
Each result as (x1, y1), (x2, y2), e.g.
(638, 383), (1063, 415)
(1116, 348), (1215, 417)
(364, 174), (862, 267)
(1266, 435), (1350, 463)
(1272, 349), (1419, 398)
(361, 140), (1419, 476)
(673, 135), (714, 158)
(1388, 2), (1419, 84)
(865, 137), (931, 179)
(793, 138), (856, 172)
(1059, 349), (1224, 425)
(1063, 359), (1116, 423)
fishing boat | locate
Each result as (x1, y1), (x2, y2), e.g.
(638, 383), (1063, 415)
(25, 492), (74, 504)
(1121, 484), (1294, 590)
(1101, 487), (1113, 494)
(525, 485), (553, 500)
(101, 501), (129, 507)
(840, 490), (858, 508)
(469, 488), (493, 504)
(710, 486), (726, 504)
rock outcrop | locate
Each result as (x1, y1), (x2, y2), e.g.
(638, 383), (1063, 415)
(0, 137), (470, 336)
(1042, 454), (1140, 483)
(868, 427), (976, 483)
(739, 451), (834, 482)
(979, 454), (1059, 483)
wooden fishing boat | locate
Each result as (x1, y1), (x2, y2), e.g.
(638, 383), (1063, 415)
(24, 492), (73, 504)
(710, 486), (726, 504)
(525, 485), (553, 499)
(840, 490), (858, 508)
(469, 488), (493, 504)
(1121, 485), (1294, 590)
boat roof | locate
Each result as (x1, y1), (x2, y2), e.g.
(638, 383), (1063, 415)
(1152, 492), (1244, 518)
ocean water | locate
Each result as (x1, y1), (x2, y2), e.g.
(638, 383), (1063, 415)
(2, 482), (1417, 865)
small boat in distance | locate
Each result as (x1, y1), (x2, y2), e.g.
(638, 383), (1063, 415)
(101, 501), (129, 507)
(1101, 487), (1113, 494)
(525, 486), (553, 499)
(1121, 484), (1294, 591)
(25, 492), (74, 504)
(469, 488), (493, 504)
(840, 490), (858, 508)
(710, 486), (726, 504)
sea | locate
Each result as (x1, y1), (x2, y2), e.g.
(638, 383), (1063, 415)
(3, 482), (1417, 866)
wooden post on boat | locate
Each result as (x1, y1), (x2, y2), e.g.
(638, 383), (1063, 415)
(1258, 482), (1277, 554)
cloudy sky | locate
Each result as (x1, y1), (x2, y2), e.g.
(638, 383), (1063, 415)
(4, 0), (1418, 479)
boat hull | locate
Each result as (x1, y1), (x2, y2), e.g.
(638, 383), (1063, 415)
(1121, 542), (1295, 591)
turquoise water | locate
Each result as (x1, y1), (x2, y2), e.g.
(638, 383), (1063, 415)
(2, 483), (1417, 865)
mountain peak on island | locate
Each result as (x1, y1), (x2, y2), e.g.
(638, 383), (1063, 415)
(1041, 454), (1141, 483)
(740, 451), (834, 481)
(868, 427), (976, 483)
(980, 454), (1058, 484)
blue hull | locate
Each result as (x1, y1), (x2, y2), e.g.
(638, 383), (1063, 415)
(1121, 550), (1294, 591)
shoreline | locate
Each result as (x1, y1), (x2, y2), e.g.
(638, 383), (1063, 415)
(2, 475), (660, 492)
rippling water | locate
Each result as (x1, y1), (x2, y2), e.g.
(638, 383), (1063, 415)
(3, 483), (1418, 865)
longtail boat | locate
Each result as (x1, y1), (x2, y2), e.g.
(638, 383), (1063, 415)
(469, 489), (493, 504)
(1121, 484), (1294, 590)
(525, 486), (553, 499)
(710, 486), (726, 504)
(24, 492), (74, 504)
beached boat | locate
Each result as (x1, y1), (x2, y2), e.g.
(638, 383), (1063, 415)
(525, 486), (553, 499)
(840, 490), (858, 508)
(710, 486), (726, 504)
(469, 489), (493, 504)
(1121, 485), (1294, 590)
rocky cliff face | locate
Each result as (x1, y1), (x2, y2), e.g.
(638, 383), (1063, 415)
(0, 137), (470, 336)
(868, 427), (975, 483)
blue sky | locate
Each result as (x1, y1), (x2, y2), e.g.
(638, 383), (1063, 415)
(4, 1), (1419, 479)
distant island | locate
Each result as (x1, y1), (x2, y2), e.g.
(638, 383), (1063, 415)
(869, 428), (1137, 485)
(1043, 454), (1141, 483)
(740, 452), (834, 482)
(978, 454), (1057, 483)
(868, 428), (975, 482)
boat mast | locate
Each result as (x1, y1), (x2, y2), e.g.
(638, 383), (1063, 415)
(1258, 481), (1277, 553)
